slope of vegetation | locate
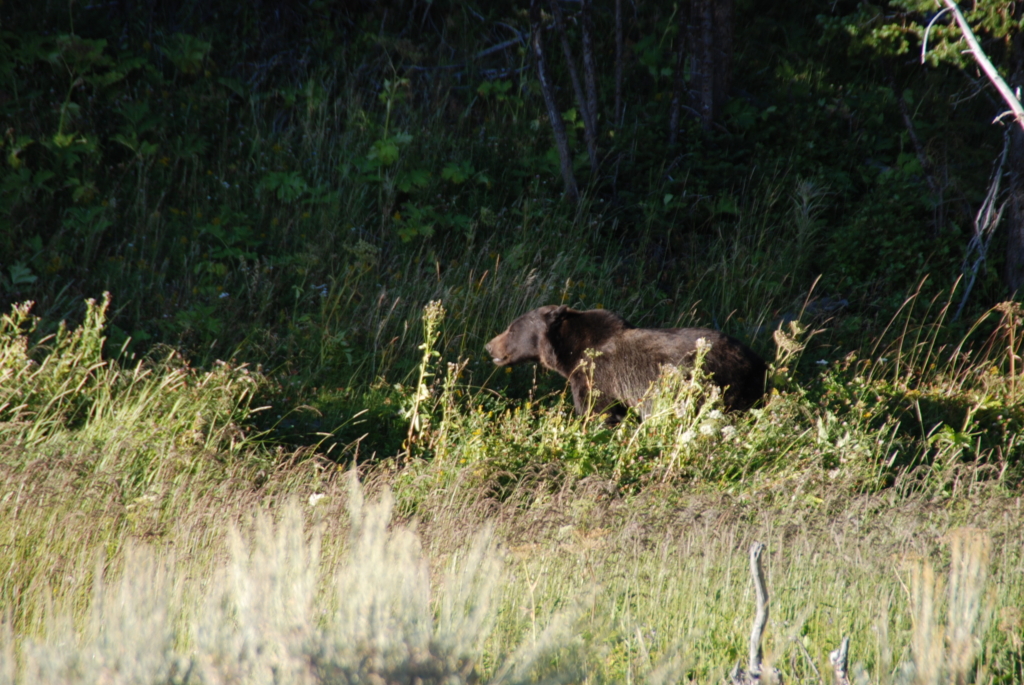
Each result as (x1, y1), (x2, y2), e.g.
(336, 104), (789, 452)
(1, 0), (1023, 682)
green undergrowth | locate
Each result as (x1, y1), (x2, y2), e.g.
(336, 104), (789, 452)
(386, 289), (1024, 517)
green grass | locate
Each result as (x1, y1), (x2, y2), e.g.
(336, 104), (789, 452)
(2, 294), (1023, 683)
(3, 467), (1021, 684)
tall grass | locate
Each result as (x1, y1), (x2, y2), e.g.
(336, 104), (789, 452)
(3, 473), (1019, 684)
(2, 481), (510, 684)
(0, 294), (276, 639)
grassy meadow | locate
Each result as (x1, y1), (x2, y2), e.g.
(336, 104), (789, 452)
(3, 1), (1024, 682)
(2, 283), (1023, 683)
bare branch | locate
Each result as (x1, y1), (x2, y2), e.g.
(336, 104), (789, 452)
(921, 8), (952, 65)
(939, 0), (1024, 131)
(731, 542), (778, 685)
(886, 66), (944, 234)
(794, 635), (822, 684)
(475, 33), (528, 60)
(748, 541), (768, 677)
(956, 130), (1010, 320)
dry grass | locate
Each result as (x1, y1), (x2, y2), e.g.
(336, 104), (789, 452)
(5, 469), (1019, 684)
(3, 478), (512, 684)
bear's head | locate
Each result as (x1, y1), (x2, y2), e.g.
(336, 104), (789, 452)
(485, 305), (567, 369)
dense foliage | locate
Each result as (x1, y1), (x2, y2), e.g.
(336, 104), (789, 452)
(1, 0), (1012, 348)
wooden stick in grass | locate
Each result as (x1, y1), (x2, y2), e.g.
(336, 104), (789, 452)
(830, 636), (851, 685)
(748, 542), (768, 678)
(731, 542), (779, 685)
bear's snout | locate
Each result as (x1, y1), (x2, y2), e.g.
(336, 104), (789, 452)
(485, 333), (509, 364)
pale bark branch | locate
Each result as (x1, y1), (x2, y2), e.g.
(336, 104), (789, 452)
(748, 541), (768, 677)
(956, 130), (1010, 319)
(937, 0), (1024, 131)
(730, 542), (780, 685)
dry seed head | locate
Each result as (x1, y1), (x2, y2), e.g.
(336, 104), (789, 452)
(994, 301), (1022, 318)
(773, 327), (805, 357)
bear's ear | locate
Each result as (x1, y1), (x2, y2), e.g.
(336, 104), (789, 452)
(542, 305), (569, 325)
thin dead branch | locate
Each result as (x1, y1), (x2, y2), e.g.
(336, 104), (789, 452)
(956, 130), (1010, 320)
(748, 542), (768, 677)
(730, 542), (780, 685)
(933, 0), (1024, 130)
(887, 66), (943, 233)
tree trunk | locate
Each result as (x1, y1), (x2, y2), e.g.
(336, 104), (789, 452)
(530, 0), (579, 202)
(580, 0), (600, 139)
(615, 0), (623, 127)
(712, 0), (733, 118)
(548, 0), (599, 171)
(669, 0), (690, 146)
(686, 0), (732, 128)
(692, 0), (714, 127)
(1007, 23), (1024, 292)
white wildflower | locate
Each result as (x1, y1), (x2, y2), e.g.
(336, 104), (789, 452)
(699, 423), (718, 436)
(721, 425), (737, 438)
(679, 430), (696, 444)
(816, 359), (828, 365)
(707, 409), (724, 421)
(308, 493), (327, 507)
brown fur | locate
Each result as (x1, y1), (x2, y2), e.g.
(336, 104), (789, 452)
(485, 305), (767, 419)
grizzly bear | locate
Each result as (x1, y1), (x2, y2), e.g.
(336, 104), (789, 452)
(485, 305), (767, 420)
